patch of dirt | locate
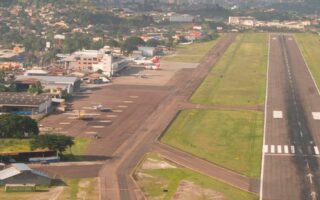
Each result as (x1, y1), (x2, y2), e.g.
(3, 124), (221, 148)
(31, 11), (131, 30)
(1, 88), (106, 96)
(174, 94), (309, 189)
(77, 180), (91, 199)
(172, 180), (226, 200)
(141, 158), (177, 170)
(136, 172), (155, 179)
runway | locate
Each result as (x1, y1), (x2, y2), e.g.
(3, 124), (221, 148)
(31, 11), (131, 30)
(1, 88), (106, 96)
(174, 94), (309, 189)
(261, 34), (320, 200)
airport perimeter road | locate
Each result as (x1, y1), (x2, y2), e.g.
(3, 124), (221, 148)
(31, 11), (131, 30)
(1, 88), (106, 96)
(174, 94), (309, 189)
(261, 34), (320, 200)
(99, 33), (237, 200)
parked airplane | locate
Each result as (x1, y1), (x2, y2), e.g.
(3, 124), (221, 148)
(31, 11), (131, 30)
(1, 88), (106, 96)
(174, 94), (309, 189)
(134, 56), (160, 65)
(144, 62), (160, 70)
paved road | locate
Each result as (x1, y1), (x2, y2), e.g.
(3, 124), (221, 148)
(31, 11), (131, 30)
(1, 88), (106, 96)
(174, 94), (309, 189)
(99, 33), (239, 200)
(261, 34), (320, 200)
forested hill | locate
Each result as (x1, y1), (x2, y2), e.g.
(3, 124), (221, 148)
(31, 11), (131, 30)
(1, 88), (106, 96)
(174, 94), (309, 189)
(269, 0), (320, 15)
(0, 0), (93, 8)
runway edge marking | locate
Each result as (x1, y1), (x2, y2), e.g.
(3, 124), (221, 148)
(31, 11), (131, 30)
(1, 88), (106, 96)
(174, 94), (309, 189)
(293, 36), (320, 96)
(259, 33), (270, 200)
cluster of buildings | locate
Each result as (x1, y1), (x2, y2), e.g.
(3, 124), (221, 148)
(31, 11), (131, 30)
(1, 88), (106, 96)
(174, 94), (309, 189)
(228, 16), (311, 30)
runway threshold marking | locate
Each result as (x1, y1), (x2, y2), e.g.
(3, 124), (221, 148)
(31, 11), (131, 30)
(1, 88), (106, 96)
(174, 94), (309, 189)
(271, 145), (275, 153)
(312, 112), (320, 120)
(284, 145), (289, 154)
(277, 145), (282, 154)
(314, 147), (319, 155)
(291, 145), (295, 154)
(264, 145), (320, 155)
(263, 145), (268, 153)
(273, 111), (283, 119)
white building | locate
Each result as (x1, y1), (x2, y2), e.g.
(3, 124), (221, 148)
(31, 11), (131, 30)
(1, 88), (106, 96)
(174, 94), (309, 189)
(228, 16), (256, 27)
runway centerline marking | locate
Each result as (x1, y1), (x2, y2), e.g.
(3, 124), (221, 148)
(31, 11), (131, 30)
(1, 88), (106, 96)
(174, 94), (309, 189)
(59, 122), (71, 125)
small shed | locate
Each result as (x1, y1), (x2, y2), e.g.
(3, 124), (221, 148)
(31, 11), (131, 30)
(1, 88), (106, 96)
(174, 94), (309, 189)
(0, 163), (51, 186)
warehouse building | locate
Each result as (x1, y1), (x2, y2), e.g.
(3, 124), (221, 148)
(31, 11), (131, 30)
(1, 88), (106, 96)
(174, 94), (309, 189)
(16, 75), (80, 95)
(0, 163), (51, 186)
(0, 92), (52, 115)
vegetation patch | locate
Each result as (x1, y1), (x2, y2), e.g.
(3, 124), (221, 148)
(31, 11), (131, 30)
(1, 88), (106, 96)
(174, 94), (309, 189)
(163, 38), (220, 63)
(162, 109), (263, 178)
(0, 139), (31, 153)
(57, 178), (100, 200)
(191, 33), (268, 106)
(134, 153), (258, 200)
(295, 33), (320, 89)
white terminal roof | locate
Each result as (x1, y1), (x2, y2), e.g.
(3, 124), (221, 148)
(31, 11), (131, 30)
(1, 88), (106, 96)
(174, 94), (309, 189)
(16, 75), (79, 85)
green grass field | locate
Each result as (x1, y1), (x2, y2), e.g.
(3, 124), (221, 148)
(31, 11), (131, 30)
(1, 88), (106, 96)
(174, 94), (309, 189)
(295, 33), (320, 89)
(0, 138), (90, 158)
(163, 38), (220, 63)
(191, 33), (268, 106)
(134, 153), (258, 200)
(0, 139), (31, 153)
(162, 109), (263, 178)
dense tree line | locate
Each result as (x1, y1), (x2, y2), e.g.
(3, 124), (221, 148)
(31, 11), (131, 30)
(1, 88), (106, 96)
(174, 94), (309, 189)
(30, 134), (74, 155)
(0, 114), (39, 138)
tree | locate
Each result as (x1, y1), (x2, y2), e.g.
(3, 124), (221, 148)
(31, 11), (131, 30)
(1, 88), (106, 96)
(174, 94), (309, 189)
(106, 39), (120, 48)
(146, 39), (160, 47)
(0, 114), (39, 138)
(30, 134), (75, 155)
(121, 36), (145, 54)
(28, 82), (43, 94)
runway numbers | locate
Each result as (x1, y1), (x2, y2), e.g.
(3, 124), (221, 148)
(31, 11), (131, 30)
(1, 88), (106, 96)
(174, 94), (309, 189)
(264, 144), (320, 155)
(273, 111), (283, 119)
(312, 112), (320, 120)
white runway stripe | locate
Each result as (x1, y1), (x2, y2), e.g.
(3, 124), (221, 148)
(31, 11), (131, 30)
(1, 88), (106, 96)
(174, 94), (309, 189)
(271, 145), (275, 153)
(314, 146), (319, 155)
(284, 145), (289, 154)
(265, 145), (320, 155)
(277, 145), (282, 154)
(263, 145), (268, 153)
(291, 145), (295, 154)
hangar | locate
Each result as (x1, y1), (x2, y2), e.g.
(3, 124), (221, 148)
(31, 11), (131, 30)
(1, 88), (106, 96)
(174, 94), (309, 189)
(0, 92), (52, 115)
(0, 163), (51, 186)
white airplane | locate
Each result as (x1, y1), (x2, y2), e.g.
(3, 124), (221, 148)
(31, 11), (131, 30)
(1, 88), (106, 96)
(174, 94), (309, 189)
(134, 56), (160, 65)
(144, 62), (160, 70)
